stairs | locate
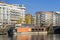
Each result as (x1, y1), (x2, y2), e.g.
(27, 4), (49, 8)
(0, 24), (14, 35)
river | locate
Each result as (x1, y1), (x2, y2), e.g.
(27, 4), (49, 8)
(0, 34), (60, 40)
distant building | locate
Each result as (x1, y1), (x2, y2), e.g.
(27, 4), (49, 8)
(32, 16), (36, 26)
(36, 11), (53, 28)
(53, 12), (60, 26)
(0, 2), (25, 27)
(25, 14), (32, 24)
(36, 12), (41, 28)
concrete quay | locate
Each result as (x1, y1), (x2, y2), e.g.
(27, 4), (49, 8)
(14, 31), (47, 35)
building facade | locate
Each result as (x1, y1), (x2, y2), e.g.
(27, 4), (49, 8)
(32, 16), (36, 26)
(25, 14), (32, 24)
(36, 11), (53, 28)
(0, 2), (25, 28)
(53, 12), (60, 26)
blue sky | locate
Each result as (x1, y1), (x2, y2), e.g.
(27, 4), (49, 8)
(0, 0), (60, 15)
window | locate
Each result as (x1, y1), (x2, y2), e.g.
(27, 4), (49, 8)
(3, 7), (5, 10)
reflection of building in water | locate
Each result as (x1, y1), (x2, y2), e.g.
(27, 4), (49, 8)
(16, 34), (31, 40)
(31, 34), (47, 40)
(16, 34), (47, 40)
(53, 34), (60, 40)
(47, 34), (53, 40)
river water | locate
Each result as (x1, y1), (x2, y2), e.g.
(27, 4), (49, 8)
(0, 34), (60, 40)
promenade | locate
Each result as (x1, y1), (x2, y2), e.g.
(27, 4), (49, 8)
(14, 31), (47, 35)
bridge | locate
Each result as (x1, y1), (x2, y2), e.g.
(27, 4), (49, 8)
(48, 26), (60, 34)
(0, 24), (15, 34)
(53, 26), (60, 34)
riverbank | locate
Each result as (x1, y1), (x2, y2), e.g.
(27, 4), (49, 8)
(14, 31), (47, 35)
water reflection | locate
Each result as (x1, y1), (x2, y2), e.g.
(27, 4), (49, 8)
(47, 34), (53, 40)
(0, 34), (60, 40)
(16, 34), (30, 40)
(16, 34), (60, 40)
(31, 34), (47, 40)
(16, 34), (47, 40)
(53, 34), (60, 40)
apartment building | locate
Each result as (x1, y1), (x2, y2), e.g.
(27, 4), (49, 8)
(25, 14), (32, 24)
(32, 16), (36, 26)
(36, 11), (53, 28)
(0, 2), (25, 27)
(53, 12), (60, 26)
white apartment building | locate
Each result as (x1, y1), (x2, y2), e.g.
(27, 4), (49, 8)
(0, 2), (25, 27)
(53, 12), (60, 26)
